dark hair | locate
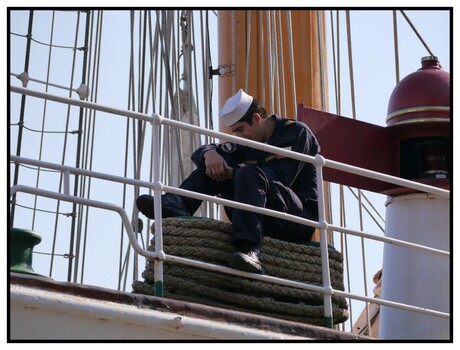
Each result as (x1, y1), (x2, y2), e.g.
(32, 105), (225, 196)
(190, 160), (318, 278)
(239, 99), (268, 125)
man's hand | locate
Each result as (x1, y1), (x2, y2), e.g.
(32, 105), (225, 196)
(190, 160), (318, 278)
(203, 150), (233, 181)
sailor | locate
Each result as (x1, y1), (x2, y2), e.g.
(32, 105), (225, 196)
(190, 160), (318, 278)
(137, 89), (320, 273)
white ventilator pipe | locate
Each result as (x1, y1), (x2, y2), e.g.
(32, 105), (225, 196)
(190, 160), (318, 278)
(379, 193), (450, 339)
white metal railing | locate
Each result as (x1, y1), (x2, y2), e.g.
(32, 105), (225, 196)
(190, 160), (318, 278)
(9, 85), (450, 329)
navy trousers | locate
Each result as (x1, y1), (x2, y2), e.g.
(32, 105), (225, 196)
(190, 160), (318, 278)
(178, 165), (316, 248)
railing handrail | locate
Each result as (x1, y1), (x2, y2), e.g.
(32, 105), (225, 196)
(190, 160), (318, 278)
(10, 155), (450, 259)
(9, 85), (451, 327)
(9, 182), (450, 322)
(9, 85), (450, 199)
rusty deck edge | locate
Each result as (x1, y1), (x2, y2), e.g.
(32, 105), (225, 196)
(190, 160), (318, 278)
(9, 272), (371, 341)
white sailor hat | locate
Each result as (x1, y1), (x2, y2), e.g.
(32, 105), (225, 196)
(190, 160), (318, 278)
(219, 89), (254, 127)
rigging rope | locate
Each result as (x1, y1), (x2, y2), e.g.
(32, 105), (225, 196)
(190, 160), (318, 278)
(399, 10), (435, 57)
(10, 31), (87, 51)
(392, 11), (401, 84)
(231, 11), (236, 94)
(78, 10), (105, 285)
(316, 11), (326, 112)
(14, 202), (75, 217)
(345, 11), (357, 121)
(11, 10), (34, 227)
(244, 10), (251, 92)
(329, 11), (339, 116)
(31, 10), (56, 230)
(68, 10), (91, 283)
(271, 11), (280, 115)
(258, 11), (265, 107)
(276, 11), (286, 117)
(286, 11), (297, 116)
(266, 11), (274, 112)
(10, 121), (81, 134)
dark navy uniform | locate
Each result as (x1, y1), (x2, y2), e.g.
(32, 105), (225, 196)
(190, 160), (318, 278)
(178, 114), (320, 248)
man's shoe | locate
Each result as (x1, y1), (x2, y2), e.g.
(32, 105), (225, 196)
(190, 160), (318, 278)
(136, 193), (189, 219)
(228, 247), (264, 274)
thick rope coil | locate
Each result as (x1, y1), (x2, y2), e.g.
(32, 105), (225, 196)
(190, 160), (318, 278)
(132, 217), (349, 326)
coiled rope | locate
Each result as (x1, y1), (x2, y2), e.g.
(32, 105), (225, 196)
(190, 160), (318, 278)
(132, 217), (349, 326)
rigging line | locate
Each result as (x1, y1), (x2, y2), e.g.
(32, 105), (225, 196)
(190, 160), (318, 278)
(79, 10), (104, 285)
(75, 9), (97, 285)
(139, 11), (148, 116)
(133, 10), (147, 188)
(345, 10), (357, 120)
(244, 10), (251, 92)
(336, 11), (342, 116)
(200, 11), (211, 137)
(329, 11), (340, 115)
(286, 10), (297, 116)
(144, 11), (156, 115)
(31, 10), (57, 231)
(200, 11), (209, 139)
(12, 162), (60, 173)
(139, 9), (160, 268)
(10, 122), (81, 134)
(132, 10), (149, 283)
(271, 10), (281, 114)
(339, 184), (354, 328)
(161, 11), (186, 182)
(271, 12), (278, 114)
(276, 11), (286, 118)
(272, 11), (279, 113)
(206, 11), (215, 139)
(161, 12), (174, 187)
(201, 11), (212, 136)
(346, 187), (385, 227)
(146, 10), (161, 193)
(34, 251), (74, 258)
(49, 9), (82, 279)
(145, 11), (160, 228)
(11, 9), (34, 227)
(317, 10), (326, 112)
(10, 72), (80, 93)
(201, 11), (216, 215)
(10, 31), (87, 51)
(266, 11), (274, 113)
(190, 11), (210, 218)
(131, 11), (149, 205)
(68, 10), (91, 283)
(259, 11), (265, 108)
(399, 10), (435, 57)
(69, 10), (93, 282)
(119, 9), (137, 290)
(189, 13), (202, 155)
(162, 12), (176, 183)
(176, 11), (190, 184)
(13, 202), (75, 217)
(357, 188), (371, 337)
(392, 10), (401, 84)
(181, 11), (194, 159)
(231, 11), (236, 94)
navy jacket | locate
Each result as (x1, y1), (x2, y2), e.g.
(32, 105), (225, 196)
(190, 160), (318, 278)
(191, 115), (320, 203)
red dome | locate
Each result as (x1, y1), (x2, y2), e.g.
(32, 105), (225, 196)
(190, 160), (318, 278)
(386, 56), (450, 126)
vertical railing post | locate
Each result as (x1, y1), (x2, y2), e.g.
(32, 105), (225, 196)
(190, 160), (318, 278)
(151, 113), (164, 297)
(315, 154), (334, 328)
